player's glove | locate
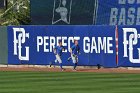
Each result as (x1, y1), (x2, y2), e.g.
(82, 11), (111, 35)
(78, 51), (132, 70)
(72, 54), (76, 57)
(54, 51), (57, 55)
(72, 54), (78, 59)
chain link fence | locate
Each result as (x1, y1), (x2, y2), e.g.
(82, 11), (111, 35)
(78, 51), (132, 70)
(0, 0), (140, 25)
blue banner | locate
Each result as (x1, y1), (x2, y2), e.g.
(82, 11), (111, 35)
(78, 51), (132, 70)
(96, 0), (140, 25)
(7, 26), (116, 67)
(118, 26), (140, 67)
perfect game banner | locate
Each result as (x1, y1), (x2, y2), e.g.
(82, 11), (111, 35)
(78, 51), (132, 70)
(118, 26), (140, 67)
(96, 0), (140, 25)
(30, 0), (97, 25)
(7, 26), (116, 67)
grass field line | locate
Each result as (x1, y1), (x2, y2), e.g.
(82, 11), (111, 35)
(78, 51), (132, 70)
(0, 72), (140, 93)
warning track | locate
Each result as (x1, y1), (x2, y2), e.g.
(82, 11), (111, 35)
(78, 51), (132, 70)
(0, 67), (140, 73)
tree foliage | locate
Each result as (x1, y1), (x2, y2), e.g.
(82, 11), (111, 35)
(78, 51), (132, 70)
(0, 0), (30, 26)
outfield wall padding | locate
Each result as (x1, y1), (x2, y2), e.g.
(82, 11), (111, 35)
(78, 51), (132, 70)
(7, 26), (116, 67)
(6, 25), (140, 67)
(0, 26), (8, 64)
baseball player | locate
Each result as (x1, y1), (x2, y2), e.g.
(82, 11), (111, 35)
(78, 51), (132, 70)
(70, 40), (80, 71)
(50, 41), (65, 71)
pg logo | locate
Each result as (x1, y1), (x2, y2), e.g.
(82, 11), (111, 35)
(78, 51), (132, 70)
(123, 28), (140, 63)
(13, 28), (29, 61)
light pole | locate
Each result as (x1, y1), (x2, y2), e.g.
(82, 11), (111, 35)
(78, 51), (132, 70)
(4, 0), (8, 9)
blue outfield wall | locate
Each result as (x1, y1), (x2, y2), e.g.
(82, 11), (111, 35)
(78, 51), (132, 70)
(7, 25), (140, 67)
(7, 26), (116, 67)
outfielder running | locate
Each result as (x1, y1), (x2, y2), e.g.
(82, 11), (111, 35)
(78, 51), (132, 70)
(69, 40), (80, 71)
(50, 41), (65, 71)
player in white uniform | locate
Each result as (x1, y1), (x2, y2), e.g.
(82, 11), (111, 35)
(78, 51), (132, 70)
(50, 41), (65, 71)
(70, 40), (80, 71)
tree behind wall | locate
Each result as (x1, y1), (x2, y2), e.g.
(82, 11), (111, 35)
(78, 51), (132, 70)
(0, 0), (30, 26)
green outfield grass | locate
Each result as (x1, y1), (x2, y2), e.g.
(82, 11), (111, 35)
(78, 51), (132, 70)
(0, 72), (140, 93)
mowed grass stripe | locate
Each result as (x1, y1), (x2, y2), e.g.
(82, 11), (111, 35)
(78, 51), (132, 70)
(0, 72), (140, 93)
